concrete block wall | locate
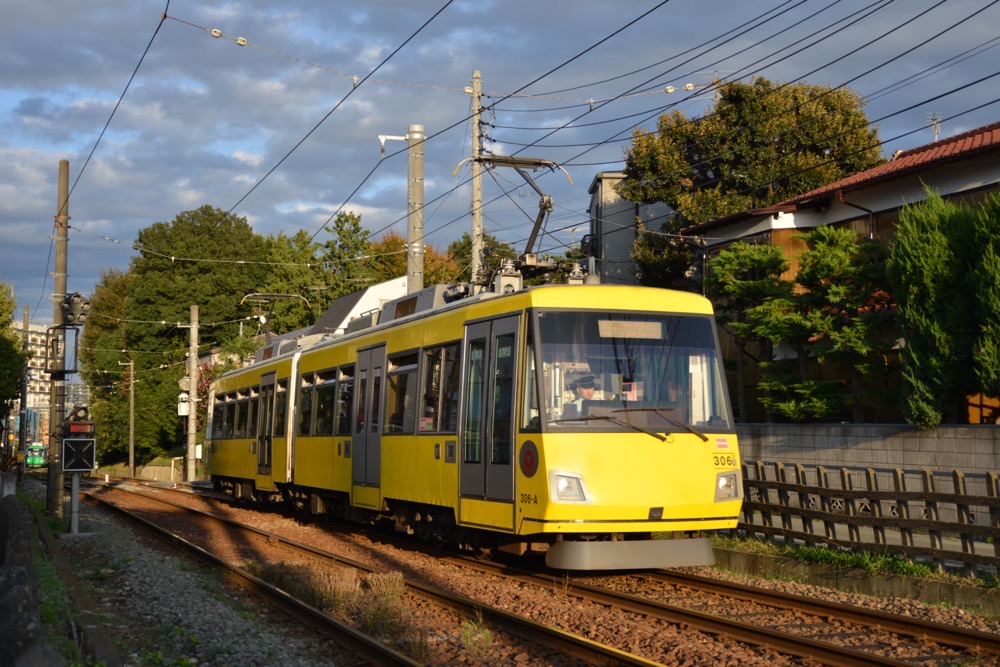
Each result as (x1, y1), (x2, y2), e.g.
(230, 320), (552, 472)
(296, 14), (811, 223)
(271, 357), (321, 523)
(736, 424), (1000, 479)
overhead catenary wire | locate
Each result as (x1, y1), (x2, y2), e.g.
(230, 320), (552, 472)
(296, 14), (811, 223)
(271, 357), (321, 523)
(224, 0), (457, 217)
(55, 2), (1000, 285)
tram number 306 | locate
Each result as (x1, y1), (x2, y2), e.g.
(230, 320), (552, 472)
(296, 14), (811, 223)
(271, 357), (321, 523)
(713, 453), (738, 468)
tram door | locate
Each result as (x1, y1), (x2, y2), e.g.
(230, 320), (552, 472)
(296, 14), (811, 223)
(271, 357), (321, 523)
(257, 372), (276, 477)
(353, 345), (385, 488)
(460, 315), (518, 504)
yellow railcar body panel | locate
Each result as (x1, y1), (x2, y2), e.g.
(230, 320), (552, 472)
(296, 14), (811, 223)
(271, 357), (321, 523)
(514, 431), (741, 535)
(211, 438), (256, 480)
(209, 355), (295, 494)
(352, 484), (380, 510)
(380, 435), (458, 506)
(522, 284), (714, 315)
(294, 436), (351, 492)
(459, 498), (515, 531)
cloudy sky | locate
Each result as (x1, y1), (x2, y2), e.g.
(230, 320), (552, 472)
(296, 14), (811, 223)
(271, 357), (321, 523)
(3, 0), (999, 325)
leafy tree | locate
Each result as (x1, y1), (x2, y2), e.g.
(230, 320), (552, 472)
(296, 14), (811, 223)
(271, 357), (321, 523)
(618, 77), (884, 223)
(446, 231), (517, 284)
(320, 211), (376, 298)
(795, 226), (895, 421)
(84, 206), (272, 460)
(749, 290), (835, 420)
(887, 190), (1000, 427)
(630, 218), (697, 289)
(128, 205), (270, 352)
(725, 228), (893, 423)
(706, 242), (789, 421)
(367, 231), (462, 286)
(0, 282), (29, 421)
(258, 230), (324, 333)
(79, 268), (136, 462)
(970, 194), (1000, 400)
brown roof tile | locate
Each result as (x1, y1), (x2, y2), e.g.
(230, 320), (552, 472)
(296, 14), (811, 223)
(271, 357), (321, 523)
(782, 120), (1000, 205)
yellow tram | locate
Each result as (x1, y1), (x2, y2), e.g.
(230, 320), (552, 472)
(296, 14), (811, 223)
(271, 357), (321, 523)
(207, 277), (742, 570)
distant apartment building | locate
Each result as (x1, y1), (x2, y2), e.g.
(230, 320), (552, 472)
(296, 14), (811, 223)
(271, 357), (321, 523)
(9, 322), (89, 445)
(584, 171), (673, 285)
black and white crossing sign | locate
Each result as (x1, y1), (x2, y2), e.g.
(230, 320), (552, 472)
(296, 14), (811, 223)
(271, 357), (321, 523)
(62, 438), (96, 472)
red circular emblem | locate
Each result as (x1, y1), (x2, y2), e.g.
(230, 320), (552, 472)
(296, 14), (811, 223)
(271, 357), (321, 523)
(519, 440), (539, 478)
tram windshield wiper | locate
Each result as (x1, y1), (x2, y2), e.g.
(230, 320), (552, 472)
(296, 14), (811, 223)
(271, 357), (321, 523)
(548, 415), (666, 441)
(612, 408), (709, 442)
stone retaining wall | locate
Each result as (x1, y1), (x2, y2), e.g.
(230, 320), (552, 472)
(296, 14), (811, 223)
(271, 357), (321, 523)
(736, 424), (1000, 476)
(0, 474), (64, 666)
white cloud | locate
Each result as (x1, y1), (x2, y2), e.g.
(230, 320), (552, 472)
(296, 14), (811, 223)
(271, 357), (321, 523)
(3, 0), (999, 323)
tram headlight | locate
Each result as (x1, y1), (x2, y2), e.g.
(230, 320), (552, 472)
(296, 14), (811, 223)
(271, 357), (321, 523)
(715, 471), (742, 501)
(549, 471), (589, 503)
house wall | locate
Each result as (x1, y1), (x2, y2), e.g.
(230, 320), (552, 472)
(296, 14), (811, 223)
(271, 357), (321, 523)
(587, 172), (674, 286)
(588, 172), (636, 285)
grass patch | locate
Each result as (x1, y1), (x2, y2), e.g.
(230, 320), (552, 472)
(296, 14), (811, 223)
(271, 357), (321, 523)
(356, 571), (406, 636)
(240, 561), (431, 659)
(713, 535), (950, 580)
(460, 609), (493, 659)
(28, 510), (76, 661)
(242, 559), (356, 611)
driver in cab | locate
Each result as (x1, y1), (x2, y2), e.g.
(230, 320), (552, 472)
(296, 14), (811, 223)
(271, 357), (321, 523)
(564, 375), (597, 419)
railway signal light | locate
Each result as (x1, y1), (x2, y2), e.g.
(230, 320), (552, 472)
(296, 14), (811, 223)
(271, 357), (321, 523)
(61, 292), (91, 326)
(62, 404), (96, 472)
(64, 405), (95, 435)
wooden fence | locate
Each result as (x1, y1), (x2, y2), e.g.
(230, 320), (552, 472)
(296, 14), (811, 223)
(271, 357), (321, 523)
(738, 461), (1000, 572)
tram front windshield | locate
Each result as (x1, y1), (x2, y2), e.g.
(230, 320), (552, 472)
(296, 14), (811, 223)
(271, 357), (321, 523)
(531, 310), (732, 432)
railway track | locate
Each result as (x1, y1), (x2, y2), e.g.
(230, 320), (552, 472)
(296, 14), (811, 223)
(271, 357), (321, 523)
(644, 569), (1000, 658)
(83, 483), (662, 666)
(84, 480), (1000, 666)
(445, 556), (997, 667)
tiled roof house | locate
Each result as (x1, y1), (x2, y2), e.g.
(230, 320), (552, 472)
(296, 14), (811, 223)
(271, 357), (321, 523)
(682, 121), (1000, 265)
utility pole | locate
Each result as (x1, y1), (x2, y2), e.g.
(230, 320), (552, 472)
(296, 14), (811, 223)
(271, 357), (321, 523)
(47, 160), (69, 517)
(378, 125), (425, 294)
(467, 70), (484, 285)
(185, 305), (198, 482)
(407, 124), (425, 293)
(18, 306), (28, 477)
(119, 359), (134, 476)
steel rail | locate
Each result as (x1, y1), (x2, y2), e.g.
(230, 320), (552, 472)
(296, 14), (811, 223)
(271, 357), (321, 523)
(650, 569), (1000, 656)
(85, 485), (661, 667)
(444, 556), (917, 667)
(84, 490), (422, 667)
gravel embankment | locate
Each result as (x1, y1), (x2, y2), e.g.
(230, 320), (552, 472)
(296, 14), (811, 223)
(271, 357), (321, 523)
(26, 480), (348, 667)
(28, 478), (1000, 666)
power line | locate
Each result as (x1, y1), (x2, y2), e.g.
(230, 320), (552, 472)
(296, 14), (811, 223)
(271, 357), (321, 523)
(226, 0), (457, 216)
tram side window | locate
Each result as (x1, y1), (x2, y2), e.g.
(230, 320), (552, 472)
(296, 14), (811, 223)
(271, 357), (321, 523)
(273, 380), (289, 437)
(212, 400), (225, 438)
(335, 367), (354, 436)
(223, 400), (237, 438)
(234, 400), (246, 438)
(247, 388), (258, 438)
(464, 339), (486, 464)
(385, 353), (418, 434)
(521, 337), (540, 431)
(314, 370), (337, 436)
(491, 333), (515, 465)
(419, 343), (460, 433)
(298, 374), (315, 436)
(235, 389), (250, 438)
(356, 370), (367, 434)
